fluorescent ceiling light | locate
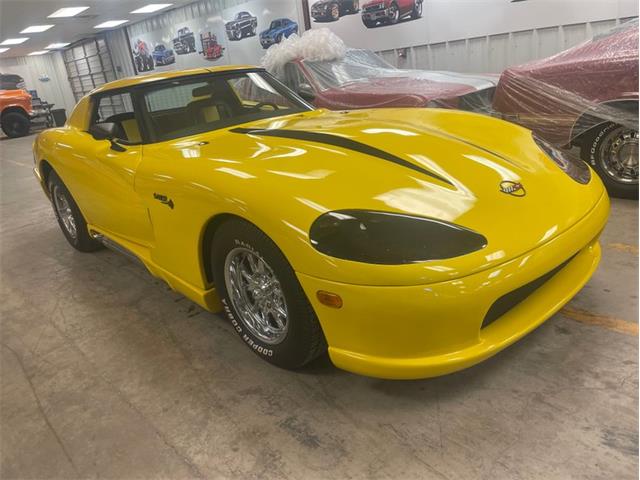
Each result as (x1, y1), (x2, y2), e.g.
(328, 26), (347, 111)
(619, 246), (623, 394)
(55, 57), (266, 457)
(48, 7), (89, 18)
(28, 51), (49, 56)
(130, 3), (173, 14)
(94, 20), (128, 28)
(0, 38), (29, 45)
(0, 48), (10, 54)
(46, 42), (70, 49)
(20, 25), (55, 33)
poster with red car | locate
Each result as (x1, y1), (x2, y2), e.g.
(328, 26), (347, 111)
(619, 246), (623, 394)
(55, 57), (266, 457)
(307, 0), (426, 51)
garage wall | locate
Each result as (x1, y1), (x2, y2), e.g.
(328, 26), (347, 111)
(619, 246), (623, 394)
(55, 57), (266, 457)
(377, 17), (637, 73)
(0, 52), (77, 113)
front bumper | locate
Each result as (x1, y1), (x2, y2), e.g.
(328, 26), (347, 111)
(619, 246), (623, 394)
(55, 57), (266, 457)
(362, 7), (392, 21)
(297, 191), (609, 379)
(260, 37), (277, 48)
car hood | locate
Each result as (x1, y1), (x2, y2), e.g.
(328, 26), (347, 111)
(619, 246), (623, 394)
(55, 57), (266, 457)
(151, 108), (604, 285)
(327, 73), (496, 104)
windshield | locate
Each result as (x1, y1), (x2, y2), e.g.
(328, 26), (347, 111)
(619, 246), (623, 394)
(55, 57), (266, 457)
(140, 70), (312, 143)
(270, 20), (281, 29)
(303, 49), (396, 89)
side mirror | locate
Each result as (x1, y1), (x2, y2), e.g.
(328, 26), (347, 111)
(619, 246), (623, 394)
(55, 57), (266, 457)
(89, 122), (117, 140)
(296, 83), (315, 102)
(88, 122), (127, 152)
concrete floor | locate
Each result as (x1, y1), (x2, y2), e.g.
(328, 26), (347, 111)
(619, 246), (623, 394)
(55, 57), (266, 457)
(1, 133), (638, 479)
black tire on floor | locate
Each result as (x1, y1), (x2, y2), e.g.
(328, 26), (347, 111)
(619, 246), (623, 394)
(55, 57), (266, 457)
(1, 111), (30, 138)
(47, 171), (103, 252)
(580, 122), (638, 199)
(212, 219), (326, 369)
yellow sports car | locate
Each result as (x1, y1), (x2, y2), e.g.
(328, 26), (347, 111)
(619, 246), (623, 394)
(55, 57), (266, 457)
(33, 66), (609, 379)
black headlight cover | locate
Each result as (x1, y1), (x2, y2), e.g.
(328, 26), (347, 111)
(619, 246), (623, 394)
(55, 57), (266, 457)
(533, 134), (591, 184)
(309, 210), (488, 265)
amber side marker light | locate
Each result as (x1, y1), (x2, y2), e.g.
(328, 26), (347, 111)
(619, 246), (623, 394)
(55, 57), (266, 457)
(317, 290), (343, 308)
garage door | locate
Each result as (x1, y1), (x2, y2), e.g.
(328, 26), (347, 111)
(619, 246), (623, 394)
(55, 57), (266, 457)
(63, 37), (118, 102)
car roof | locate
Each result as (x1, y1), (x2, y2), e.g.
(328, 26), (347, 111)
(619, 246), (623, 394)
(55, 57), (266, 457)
(89, 66), (260, 94)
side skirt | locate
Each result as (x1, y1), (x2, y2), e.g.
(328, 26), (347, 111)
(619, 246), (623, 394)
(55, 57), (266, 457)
(89, 226), (223, 313)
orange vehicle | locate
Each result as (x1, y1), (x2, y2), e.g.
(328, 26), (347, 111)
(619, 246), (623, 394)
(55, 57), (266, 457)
(0, 88), (33, 137)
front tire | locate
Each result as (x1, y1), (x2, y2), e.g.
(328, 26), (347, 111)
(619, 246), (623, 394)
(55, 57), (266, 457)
(362, 17), (376, 28)
(330, 2), (340, 20)
(212, 219), (326, 369)
(580, 122), (638, 199)
(48, 171), (102, 252)
(1, 111), (30, 138)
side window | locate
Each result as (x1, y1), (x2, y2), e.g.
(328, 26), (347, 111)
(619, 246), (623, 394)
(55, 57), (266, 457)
(283, 63), (307, 91)
(139, 72), (307, 142)
(92, 92), (140, 143)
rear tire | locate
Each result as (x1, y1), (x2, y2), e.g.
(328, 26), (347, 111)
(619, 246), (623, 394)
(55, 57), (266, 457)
(387, 2), (399, 24)
(411, 0), (423, 19)
(48, 171), (103, 252)
(212, 219), (326, 370)
(580, 122), (638, 199)
(1, 111), (30, 138)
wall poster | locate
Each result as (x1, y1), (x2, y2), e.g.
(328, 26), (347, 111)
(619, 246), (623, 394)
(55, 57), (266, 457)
(128, 0), (302, 75)
(306, 0), (427, 51)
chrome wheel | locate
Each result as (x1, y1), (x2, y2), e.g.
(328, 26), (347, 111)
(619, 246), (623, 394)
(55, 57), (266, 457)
(53, 185), (77, 239)
(599, 128), (639, 184)
(224, 247), (288, 344)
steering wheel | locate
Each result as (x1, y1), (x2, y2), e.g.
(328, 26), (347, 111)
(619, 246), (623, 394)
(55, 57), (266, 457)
(253, 101), (279, 111)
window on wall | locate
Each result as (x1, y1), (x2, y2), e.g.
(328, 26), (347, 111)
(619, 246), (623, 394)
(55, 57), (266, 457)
(63, 37), (118, 102)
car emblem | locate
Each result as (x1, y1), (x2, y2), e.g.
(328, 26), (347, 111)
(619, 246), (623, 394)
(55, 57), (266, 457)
(500, 180), (526, 197)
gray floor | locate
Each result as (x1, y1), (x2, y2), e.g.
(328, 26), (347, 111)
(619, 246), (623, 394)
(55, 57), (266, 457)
(1, 133), (638, 480)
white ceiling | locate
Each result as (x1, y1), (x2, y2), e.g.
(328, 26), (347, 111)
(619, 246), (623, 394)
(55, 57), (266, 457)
(0, 0), (196, 58)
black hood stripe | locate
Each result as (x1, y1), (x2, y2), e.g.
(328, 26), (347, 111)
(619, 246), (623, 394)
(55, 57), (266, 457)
(230, 127), (453, 186)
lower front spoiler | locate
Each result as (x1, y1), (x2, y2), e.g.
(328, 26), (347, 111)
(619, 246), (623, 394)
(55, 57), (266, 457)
(329, 240), (600, 380)
(297, 192), (608, 380)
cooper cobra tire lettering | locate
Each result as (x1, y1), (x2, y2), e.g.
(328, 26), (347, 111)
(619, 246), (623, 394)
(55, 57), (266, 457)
(211, 219), (326, 369)
(222, 298), (273, 356)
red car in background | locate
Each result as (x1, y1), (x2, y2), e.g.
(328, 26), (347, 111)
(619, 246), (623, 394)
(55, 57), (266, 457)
(493, 21), (638, 198)
(277, 49), (497, 113)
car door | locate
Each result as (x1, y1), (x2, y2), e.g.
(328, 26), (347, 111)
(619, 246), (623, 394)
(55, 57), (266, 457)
(66, 91), (154, 246)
